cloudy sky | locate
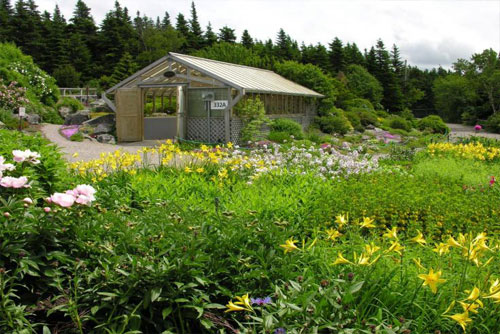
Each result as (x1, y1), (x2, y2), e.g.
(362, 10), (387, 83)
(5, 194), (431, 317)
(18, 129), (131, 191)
(37, 0), (500, 69)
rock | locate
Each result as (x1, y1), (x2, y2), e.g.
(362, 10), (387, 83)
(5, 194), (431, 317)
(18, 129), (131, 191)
(365, 124), (375, 130)
(83, 113), (115, 126)
(64, 110), (90, 125)
(0, 121), (5, 128)
(90, 99), (106, 108)
(58, 106), (72, 119)
(26, 113), (40, 125)
(93, 123), (113, 135)
(96, 134), (116, 144)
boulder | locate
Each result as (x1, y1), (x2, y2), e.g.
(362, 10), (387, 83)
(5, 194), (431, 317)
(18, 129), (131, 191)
(90, 99), (106, 108)
(83, 113), (115, 126)
(96, 134), (116, 144)
(58, 106), (72, 119)
(26, 113), (40, 125)
(93, 123), (114, 135)
(64, 110), (90, 125)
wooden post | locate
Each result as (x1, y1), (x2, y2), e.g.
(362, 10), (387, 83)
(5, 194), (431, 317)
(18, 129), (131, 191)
(225, 88), (231, 143)
(160, 91), (164, 112)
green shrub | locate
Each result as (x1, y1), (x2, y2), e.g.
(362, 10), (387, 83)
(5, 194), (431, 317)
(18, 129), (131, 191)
(306, 129), (326, 144)
(400, 108), (416, 121)
(316, 114), (352, 135)
(268, 131), (292, 143)
(417, 115), (449, 134)
(486, 113), (500, 133)
(375, 110), (390, 118)
(270, 118), (304, 139)
(344, 111), (364, 132)
(235, 97), (270, 143)
(70, 132), (84, 142)
(0, 109), (26, 129)
(348, 107), (379, 127)
(53, 64), (81, 87)
(40, 108), (64, 124)
(461, 110), (477, 126)
(343, 98), (374, 111)
(384, 115), (412, 132)
(56, 97), (85, 113)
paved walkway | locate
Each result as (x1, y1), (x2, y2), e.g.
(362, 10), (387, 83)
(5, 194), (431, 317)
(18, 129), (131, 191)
(39, 124), (161, 162)
(447, 123), (500, 140)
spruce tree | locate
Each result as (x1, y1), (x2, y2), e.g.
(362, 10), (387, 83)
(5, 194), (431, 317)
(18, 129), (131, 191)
(175, 13), (189, 52)
(12, 0), (44, 63)
(110, 52), (137, 86)
(0, 0), (13, 42)
(328, 37), (345, 73)
(161, 11), (170, 28)
(344, 42), (365, 66)
(188, 1), (204, 50)
(241, 29), (253, 48)
(69, 0), (97, 67)
(373, 39), (404, 112)
(391, 44), (404, 77)
(218, 26), (236, 43)
(46, 5), (69, 73)
(204, 22), (217, 46)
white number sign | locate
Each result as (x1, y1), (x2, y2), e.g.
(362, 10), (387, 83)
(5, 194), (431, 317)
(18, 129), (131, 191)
(211, 100), (228, 110)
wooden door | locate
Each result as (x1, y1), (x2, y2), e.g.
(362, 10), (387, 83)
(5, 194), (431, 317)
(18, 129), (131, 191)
(115, 88), (143, 142)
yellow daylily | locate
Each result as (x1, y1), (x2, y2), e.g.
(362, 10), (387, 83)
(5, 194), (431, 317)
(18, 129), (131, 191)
(227, 142), (233, 149)
(447, 236), (464, 248)
(433, 243), (451, 256)
(225, 301), (247, 312)
(225, 294), (253, 313)
(333, 252), (353, 265)
(184, 166), (192, 173)
(412, 258), (427, 271)
(447, 311), (472, 332)
(484, 279), (500, 302)
(383, 226), (398, 239)
(459, 301), (481, 314)
(411, 230), (427, 246)
(364, 242), (380, 256)
(335, 214), (348, 228)
(386, 240), (404, 256)
(360, 217), (376, 228)
(464, 287), (483, 307)
(418, 268), (446, 294)
(280, 238), (299, 254)
(325, 228), (342, 242)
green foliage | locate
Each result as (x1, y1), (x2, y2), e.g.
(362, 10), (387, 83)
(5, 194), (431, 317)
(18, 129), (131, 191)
(433, 74), (477, 122)
(344, 111), (363, 132)
(0, 43), (60, 107)
(0, 108), (26, 129)
(343, 98), (375, 111)
(56, 97), (85, 113)
(53, 64), (81, 87)
(194, 42), (272, 69)
(268, 131), (291, 143)
(274, 60), (339, 115)
(345, 64), (383, 107)
(384, 115), (412, 132)
(417, 115), (449, 134)
(485, 112), (500, 133)
(234, 97), (270, 143)
(316, 113), (352, 135)
(70, 132), (84, 142)
(269, 118), (304, 139)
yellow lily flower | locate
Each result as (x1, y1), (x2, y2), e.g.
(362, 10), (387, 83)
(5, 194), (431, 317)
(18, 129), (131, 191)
(418, 268), (446, 294)
(432, 243), (451, 256)
(447, 311), (472, 332)
(325, 228), (342, 242)
(383, 226), (398, 239)
(459, 301), (481, 314)
(184, 166), (192, 173)
(484, 279), (500, 302)
(227, 142), (233, 149)
(280, 238), (299, 253)
(464, 287), (483, 307)
(411, 230), (427, 246)
(356, 252), (371, 266)
(447, 236), (464, 248)
(225, 300), (247, 312)
(225, 294), (253, 313)
(360, 217), (376, 228)
(333, 252), (352, 265)
(412, 258), (427, 271)
(386, 240), (404, 256)
(335, 214), (348, 228)
(364, 242), (380, 256)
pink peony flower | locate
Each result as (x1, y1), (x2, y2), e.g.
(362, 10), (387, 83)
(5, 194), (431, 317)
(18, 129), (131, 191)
(0, 156), (15, 176)
(3, 212), (10, 218)
(12, 149), (41, 164)
(23, 197), (33, 205)
(72, 184), (96, 205)
(0, 176), (29, 188)
(474, 125), (482, 131)
(49, 193), (75, 208)
(43, 207), (51, 213)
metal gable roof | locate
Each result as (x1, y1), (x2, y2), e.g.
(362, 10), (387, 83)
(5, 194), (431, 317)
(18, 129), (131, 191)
(168, 53), (324, 97)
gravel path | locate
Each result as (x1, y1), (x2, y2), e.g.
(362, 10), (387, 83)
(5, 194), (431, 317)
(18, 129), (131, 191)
(447, 123), (500, 140)
(40, 123), (160, 163)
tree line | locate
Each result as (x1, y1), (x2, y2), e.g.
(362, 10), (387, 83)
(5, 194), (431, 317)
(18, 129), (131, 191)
(0, 0), (497, 121)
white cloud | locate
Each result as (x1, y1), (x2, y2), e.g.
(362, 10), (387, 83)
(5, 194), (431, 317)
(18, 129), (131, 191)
(37, 0), (500, 68)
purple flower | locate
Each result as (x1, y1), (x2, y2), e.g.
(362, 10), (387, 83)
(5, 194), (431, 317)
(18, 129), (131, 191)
(274, 328), (286, 334)
(474, 124), (482, 131)
(251, 296), (272, 305)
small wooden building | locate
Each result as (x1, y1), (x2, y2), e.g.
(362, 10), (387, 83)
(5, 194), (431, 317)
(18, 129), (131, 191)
(104, 53), (323, 143)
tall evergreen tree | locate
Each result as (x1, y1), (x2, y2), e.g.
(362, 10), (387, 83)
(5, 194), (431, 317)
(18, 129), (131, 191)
(328, 37), (345, 73)
(110, 51), (137, 86)
(161, 11), (170, 28)
(344, 42), (364, 66)
(12, 0), (44, 63)
(0, 0), (13, 41)
(218, 26), (236, 43)
(275, 28), (299, 61)
(188, 1), (204, 49)
(46, 5), (69, 73)
(98, 1), (137, 75)
(175, 13), (189, 51)
(241, 29), (253, 48)
(391, 44), (404, 77)
(204, 22), (217, 46)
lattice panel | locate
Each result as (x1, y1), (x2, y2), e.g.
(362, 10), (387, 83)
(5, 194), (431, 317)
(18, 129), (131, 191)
(230, 118), (243, 144)
(186, 117), (225, 143)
